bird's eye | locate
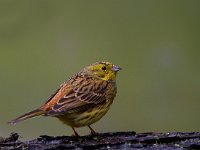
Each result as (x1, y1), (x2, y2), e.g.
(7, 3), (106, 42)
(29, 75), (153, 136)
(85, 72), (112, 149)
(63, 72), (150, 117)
(101, 66), (107, 71)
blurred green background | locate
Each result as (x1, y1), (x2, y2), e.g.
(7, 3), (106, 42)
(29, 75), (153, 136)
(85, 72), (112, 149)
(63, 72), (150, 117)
(0, 0), (200, 140)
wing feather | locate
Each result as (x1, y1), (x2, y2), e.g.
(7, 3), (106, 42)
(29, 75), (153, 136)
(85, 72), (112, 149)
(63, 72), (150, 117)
(45, 74), (108, 116)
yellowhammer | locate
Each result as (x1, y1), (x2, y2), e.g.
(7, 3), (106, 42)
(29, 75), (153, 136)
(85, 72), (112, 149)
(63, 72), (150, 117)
(8, 61), (121, 136)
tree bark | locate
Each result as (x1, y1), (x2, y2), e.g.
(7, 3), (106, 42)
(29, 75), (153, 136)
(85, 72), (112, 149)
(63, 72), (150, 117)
(0, 132), (200, 149)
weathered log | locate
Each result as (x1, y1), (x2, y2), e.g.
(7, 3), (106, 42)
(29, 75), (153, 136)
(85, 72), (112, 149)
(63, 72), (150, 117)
(0, 132), (200, 149)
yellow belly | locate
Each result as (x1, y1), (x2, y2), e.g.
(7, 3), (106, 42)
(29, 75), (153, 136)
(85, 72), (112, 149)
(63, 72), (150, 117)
(57, 105), (110, 127)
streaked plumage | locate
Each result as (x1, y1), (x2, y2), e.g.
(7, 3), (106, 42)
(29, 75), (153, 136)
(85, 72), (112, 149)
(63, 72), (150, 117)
(8, 61), (121, 136)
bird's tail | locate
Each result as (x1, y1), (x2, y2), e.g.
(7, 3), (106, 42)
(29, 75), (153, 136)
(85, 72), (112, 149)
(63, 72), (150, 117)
(8, 108), (45, 125)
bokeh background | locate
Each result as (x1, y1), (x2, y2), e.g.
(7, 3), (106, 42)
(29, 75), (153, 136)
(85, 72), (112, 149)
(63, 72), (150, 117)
(0, 0), (199, 140)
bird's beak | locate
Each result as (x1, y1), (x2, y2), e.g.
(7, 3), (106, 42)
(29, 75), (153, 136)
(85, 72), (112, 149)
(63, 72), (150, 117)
(112, 65), (122, 72)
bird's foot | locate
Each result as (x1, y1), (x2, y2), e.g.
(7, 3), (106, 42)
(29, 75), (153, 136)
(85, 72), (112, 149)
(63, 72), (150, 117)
(88, 125), (98, 136)
(71, 127), (80, 137)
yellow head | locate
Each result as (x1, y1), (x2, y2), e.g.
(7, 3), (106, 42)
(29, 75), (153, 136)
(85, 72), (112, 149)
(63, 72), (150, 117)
(85, 61), (122, 81)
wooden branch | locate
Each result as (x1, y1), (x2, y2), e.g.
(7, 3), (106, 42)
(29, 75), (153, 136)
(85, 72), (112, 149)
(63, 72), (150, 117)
(1, 132), (200, 149)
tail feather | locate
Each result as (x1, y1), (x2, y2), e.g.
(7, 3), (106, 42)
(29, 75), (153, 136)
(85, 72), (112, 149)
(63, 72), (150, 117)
(8, 109), (45, 125)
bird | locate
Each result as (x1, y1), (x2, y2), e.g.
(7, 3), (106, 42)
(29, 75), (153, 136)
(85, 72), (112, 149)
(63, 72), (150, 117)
(8, 61), (121, 136)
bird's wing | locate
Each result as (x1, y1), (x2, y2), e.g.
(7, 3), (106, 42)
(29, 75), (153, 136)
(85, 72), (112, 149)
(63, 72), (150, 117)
(45, 74), (108, 116)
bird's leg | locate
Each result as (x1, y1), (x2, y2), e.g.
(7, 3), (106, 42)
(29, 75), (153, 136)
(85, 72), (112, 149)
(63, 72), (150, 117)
(72, 127), (80, 137)
(88, 125), (97, 135)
